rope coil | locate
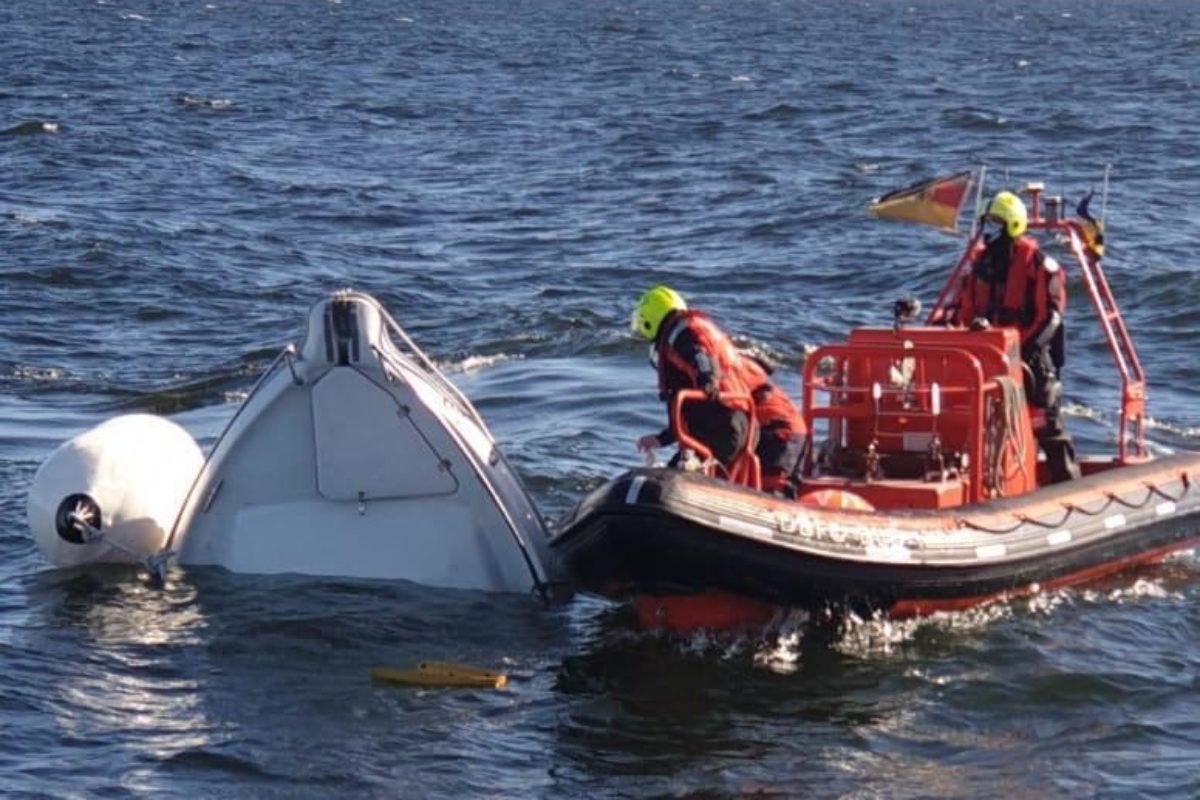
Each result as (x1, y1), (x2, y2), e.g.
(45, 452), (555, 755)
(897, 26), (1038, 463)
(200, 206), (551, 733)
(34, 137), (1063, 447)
(982, 377), (1029, 499)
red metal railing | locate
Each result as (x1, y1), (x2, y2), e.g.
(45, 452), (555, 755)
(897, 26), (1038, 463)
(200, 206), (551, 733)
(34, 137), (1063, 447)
(802, 344), (992, 502)
(670, 389), (761, 491)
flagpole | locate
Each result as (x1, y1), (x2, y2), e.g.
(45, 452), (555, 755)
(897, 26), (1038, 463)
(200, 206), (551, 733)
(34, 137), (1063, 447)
(968, 165), (987, 237)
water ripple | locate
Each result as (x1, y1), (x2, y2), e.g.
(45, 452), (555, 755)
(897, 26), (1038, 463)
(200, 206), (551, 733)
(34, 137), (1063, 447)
(3, 0), (1200, 796)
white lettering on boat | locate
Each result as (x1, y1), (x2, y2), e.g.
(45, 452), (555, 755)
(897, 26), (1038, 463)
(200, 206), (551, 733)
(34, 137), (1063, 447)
(716, 515), (773, 538)
(770, 510), (921, 554)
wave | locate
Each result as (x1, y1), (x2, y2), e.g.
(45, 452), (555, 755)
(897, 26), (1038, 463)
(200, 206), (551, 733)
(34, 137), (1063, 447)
(439, 353), (521, 374)
(1144, 415), (1200, 441)
(2, 120), (59, 136)
(4, 211), (68, 228)
(106, 359), (268, 414)
(618, 556), (1200, 672)
(176, 94), (233, 111)
(4, 365), (68, 383)
(1065, 402), (1200, 444)
(1, 267), (88, 287)
(942, 107), (1008, 130)
(743, 104), (806, 122)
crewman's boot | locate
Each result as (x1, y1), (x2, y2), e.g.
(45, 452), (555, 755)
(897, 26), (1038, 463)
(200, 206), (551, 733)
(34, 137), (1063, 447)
(1041, 434), (1082, 484)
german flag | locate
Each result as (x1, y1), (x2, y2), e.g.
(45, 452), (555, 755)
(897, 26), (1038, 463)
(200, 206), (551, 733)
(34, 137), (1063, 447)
(869, 170), (974, 232)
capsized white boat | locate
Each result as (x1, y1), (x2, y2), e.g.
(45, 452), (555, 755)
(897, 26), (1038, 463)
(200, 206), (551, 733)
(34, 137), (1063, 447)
(27, 291), (562, 596)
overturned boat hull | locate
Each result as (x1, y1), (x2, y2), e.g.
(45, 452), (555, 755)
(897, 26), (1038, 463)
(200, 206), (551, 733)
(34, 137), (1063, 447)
(552, 455), (1200, 618)
(170, 292), (558, 594)
(29, 290), (561, 596)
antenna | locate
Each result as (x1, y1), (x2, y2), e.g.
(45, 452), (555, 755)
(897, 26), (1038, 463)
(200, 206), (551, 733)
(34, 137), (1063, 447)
(1100, 163), (1112, 228)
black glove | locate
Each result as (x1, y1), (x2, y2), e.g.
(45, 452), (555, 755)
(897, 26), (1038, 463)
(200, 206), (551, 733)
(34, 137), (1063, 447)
(969, 317), (991, 331)
(893, 296), (921, 326)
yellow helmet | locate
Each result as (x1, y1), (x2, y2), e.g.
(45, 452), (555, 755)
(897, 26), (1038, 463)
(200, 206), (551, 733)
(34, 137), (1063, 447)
(630, 285), (687, 341)
(986, 191), (1028, 238)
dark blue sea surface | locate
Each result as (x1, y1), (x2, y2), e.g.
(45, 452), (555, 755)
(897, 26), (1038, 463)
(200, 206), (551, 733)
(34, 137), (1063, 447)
(3, 0), (1200, 797)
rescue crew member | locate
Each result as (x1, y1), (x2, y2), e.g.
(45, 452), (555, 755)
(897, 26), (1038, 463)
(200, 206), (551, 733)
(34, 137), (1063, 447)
(632, 285), (752, 472)
(946, 191), (1082, 483)
(632, 286), (808, 494)
(740, 354), (808, 498)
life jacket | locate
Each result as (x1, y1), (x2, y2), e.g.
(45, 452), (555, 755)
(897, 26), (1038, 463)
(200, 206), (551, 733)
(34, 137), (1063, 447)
(656, 311), (755, 474)
(655, 310), (748, 401)
(739, 357), (806, 439)
(956, 236), (1063, 346)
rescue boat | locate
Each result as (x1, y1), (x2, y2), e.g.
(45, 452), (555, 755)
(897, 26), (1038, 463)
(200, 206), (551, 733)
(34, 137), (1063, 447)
(550, 182), (1200, 630)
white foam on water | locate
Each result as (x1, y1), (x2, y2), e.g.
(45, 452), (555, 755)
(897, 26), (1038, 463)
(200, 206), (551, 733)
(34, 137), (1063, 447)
(180, 95), (233, 110)
(1024, 589), (1069, 615)
(656, 567), (1198, 667)
(444, 353), (518, 373)
(1063, 401), (1103, 421)
(651, 608), (810, 671)
(1079, 577), (1182, 605)
(663, 601), (1036, 667)
(10, 366), (67, 382)
(1145, 415), (1200, 440)
(752, 609), (810, 674)
(832, 603), (1019, 659)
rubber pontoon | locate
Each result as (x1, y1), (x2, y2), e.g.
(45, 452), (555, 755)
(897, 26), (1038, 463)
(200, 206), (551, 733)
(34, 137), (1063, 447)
(551, 180), (1199, 626)
(554, 457), (1200, 620)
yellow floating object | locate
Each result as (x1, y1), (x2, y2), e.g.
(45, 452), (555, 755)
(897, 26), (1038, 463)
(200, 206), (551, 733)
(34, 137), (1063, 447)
(371, 662), (507, 689)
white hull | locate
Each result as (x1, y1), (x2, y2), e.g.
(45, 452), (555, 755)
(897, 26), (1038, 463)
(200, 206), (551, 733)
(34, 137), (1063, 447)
(164, 291), (558, 593)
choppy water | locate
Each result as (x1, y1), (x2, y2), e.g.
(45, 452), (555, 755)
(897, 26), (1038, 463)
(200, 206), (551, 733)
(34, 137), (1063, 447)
(3, 0), (1200, 797)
